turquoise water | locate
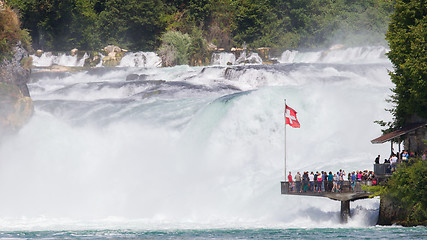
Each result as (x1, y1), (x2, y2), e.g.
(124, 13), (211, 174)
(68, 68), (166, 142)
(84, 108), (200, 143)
(1, 227), (426, 239)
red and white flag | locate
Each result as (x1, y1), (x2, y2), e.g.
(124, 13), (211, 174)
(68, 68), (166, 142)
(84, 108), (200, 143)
(285, 105), (300, 128)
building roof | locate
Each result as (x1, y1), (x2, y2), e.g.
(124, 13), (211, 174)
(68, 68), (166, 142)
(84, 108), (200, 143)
(371, 122), (427, 144)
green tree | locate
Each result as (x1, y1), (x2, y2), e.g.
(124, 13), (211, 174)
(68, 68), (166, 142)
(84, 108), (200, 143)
(205, 0), (236, 49)
(69, 0), (101, 50)
(386, 0), (427, 128)
(233, 0), (278, 47)
(98, 0), (167, 50)
(6, 0), (75, 50)
(188, 27), (209, 66)
(157, 30), (191, 66)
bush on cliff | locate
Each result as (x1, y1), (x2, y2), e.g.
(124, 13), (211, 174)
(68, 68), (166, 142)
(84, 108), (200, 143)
(157, 30), (191, 66)
(369, 159), (427, 226)
(0, 3), (31, 59)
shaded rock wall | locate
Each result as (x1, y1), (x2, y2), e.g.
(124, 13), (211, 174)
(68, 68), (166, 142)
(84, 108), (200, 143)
(0, 42), (33, 136)
(377, 195), (406, 225)
(378, 194), (427, 226)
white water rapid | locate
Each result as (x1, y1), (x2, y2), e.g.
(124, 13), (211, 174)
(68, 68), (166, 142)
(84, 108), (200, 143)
(0, 46), (393, 230)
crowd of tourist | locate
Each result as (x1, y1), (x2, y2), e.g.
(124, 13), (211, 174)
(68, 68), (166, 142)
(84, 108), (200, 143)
(286, 169), (377, 193)
(375, 149), (426, 173)
(285, 150), (426, 193)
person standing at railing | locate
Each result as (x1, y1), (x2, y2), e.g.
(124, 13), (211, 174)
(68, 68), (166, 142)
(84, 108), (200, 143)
(287, 171), (294, 192)
(295, 172), (302, 192)
(375, 155), (380, 164)
(347, 172), (352, 191)
(332, 174), (338, 193)
(350, 172), (356, 192)
(390, 154), (398, 171)
(309, 172), (315, 192)
(340, 170), (345, 192)
(314, 171), (319, 191)
(402, 151), (409, 163)
(316, 172), (322, 192)
(327, 171), (333, 192)
(303, 172), (309, 192)
(357, 171), (362, 181)
(322, 171), (327, 192)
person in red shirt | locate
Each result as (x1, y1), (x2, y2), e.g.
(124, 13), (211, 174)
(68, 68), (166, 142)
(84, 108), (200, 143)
(287, 171), (294, 192)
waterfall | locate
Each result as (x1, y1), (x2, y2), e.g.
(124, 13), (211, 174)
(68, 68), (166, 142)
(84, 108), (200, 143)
(280, 46), (389, 64)
(211, 52), (236, 65)
(31, 52), (161, 68)
(0, 46), (393, 229)
(31, 52), (89, 67)
(118, 52), (161, 68)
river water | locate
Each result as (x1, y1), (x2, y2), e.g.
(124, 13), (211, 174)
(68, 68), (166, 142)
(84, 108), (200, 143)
(0, 46), (425, 238)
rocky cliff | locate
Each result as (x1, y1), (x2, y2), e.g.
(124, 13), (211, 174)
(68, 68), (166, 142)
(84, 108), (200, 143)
(377, 195), (406, 225)
(0, 2), (34, 137)
(0, 42), (33, 137)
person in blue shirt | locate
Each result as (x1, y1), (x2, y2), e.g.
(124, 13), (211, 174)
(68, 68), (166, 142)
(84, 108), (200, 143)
(327, 171), (334, 192)
(350, 172), (356, 191)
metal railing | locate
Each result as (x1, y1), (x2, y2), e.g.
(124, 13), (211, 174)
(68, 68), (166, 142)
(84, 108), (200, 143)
(281, 180), (375, 194)
(374, 163), (393, 176)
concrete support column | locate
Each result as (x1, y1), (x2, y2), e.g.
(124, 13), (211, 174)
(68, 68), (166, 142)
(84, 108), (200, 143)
(341, 200), (350, 223)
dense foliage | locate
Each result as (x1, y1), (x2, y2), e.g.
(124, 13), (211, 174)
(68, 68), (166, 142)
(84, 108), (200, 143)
(5, 0), (395, 52)
(0, 2), (31, 59)
(368, 159), (427, 225)
(157, 30), (191, 66)
(385, 0), (427, 128)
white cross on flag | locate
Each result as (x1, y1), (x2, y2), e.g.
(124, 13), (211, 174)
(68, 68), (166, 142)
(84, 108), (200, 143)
(285, 105), (300, 128)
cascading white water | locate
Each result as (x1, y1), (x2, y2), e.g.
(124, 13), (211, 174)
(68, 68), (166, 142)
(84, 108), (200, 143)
(211, 52), (236, 65)
(32, 52), (89, 67)
(280, 46), (389, 64)
(0, 46), (393, 230)
(118, 52), (161, 68)
(236, 52), (263, 64)
(31, 51), (162, 68)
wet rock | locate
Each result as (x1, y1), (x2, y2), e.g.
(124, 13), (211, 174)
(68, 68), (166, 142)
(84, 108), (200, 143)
(36, 49), (44, 57)
(0, 82), (33, 136)
(126, 74), (149, 81)
(0, 42), (34, 136)
(126, 74), (139, 81)
(0, 41), (31, 96)
(70, 48), (78, 56)
(102, 45), (125, 67)
(84, 52), (101, 67)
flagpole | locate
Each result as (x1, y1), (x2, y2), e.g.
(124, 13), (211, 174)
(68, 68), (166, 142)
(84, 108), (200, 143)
(284, 99), (287, 182)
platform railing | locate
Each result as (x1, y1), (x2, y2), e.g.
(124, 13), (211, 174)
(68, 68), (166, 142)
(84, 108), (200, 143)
(374, 163), (393, 176)
(281, 180), (375, 194)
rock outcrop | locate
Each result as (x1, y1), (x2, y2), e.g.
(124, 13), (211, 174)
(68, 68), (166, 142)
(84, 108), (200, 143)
(102, 45), (126, 67)
(0, 41), (34, 136)
(377, 195), (406, 225)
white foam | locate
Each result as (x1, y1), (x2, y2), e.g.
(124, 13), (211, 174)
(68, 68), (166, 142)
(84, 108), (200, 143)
(279, 46), (390, 64)
(32, 52), (89, 67)
(118, 52), (161, 68)
(211, 52), (236, 65)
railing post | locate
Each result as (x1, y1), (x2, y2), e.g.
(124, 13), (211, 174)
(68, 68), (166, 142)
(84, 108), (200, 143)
(281, 182), (289, 194)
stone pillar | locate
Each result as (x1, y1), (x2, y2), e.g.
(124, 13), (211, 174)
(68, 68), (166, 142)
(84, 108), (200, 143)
(341, 200), (350, 223)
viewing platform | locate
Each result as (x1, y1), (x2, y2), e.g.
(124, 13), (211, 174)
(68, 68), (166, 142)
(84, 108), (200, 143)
(281, 180), (374, 222)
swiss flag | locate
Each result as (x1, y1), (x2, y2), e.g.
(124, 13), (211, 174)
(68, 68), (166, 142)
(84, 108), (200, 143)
(285, 105), (300, 128)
